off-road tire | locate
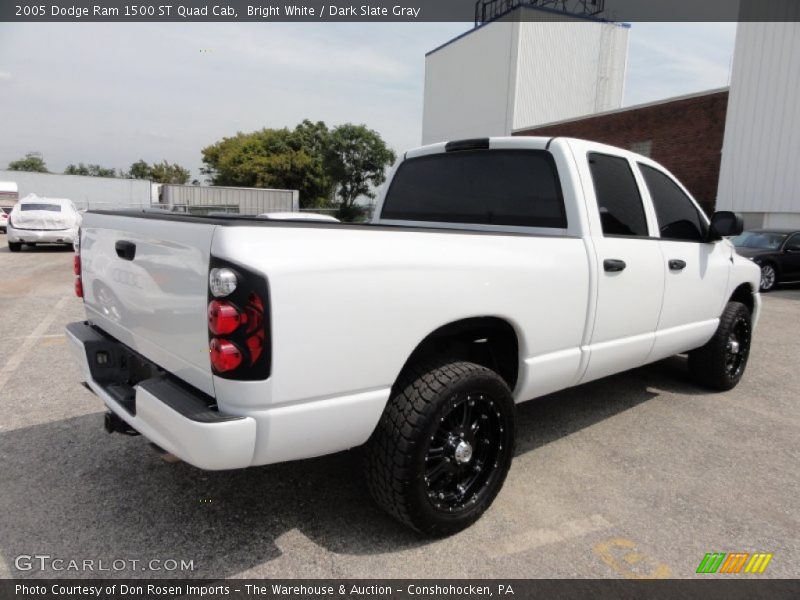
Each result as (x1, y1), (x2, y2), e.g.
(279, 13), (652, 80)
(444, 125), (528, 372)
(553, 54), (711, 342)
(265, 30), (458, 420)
(688, 301), (752, 391)
(8, 241), (21, 252)
(364, 358), (515, 536)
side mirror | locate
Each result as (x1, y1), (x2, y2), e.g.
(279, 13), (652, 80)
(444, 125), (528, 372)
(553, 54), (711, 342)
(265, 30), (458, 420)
(708, 211), (743, 241)
(786, 243), (800, 254)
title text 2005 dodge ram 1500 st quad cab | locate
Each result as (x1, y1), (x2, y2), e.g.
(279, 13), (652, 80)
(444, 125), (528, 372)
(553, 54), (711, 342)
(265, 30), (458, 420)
(67, 137), (759, 534)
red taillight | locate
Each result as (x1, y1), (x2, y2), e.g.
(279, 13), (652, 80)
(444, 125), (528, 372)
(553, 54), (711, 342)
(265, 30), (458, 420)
(73, 232), (83, 299)
(208, 300), (245, 335)
(209, 338), (242, 373)
(207, 261), (268, 378)
(246, 330), (265, 364)
(244, 292), (264, 335)
(243, 292), (265, 364)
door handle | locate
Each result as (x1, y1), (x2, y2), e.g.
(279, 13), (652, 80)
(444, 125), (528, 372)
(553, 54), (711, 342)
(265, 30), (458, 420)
(115, 240), (136, 261)
(603, 259), (627, 272)
(668, 259), (687, 271)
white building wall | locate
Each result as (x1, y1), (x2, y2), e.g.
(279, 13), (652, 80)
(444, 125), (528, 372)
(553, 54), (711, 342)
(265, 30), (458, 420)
(717, 22), (800, 227)
(513, 20), (628, 130)
(422, 22), (518, 145)
(422, 10), (628, 145)
(0, 170), (151, 211)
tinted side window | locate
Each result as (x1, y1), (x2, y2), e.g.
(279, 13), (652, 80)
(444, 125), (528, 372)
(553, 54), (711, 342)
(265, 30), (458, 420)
(639, 164), (707, 242)
(380, 150), (566, 228)
(588, 153), (648, 237)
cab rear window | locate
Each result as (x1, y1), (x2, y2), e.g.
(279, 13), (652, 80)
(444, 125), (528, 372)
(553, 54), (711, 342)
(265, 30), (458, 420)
(21, 204), (62, 212)
(381, 150), (566, 228)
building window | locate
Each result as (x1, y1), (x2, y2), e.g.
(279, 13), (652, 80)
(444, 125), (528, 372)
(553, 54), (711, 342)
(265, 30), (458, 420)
(629, 141), (653, 157)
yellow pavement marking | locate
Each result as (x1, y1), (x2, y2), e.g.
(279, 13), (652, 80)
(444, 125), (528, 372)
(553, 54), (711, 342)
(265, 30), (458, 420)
(594, 537), (671, 579)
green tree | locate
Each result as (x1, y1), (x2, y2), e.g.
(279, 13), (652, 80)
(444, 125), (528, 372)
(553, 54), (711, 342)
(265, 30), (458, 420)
(127, 159), (151, 179)
(201, 121), (394, 215)
(149, 160), (190, 184)
(124, 159), (190, 183)
(201, 122), (334, 208)
(8, 152), (48, 173)
(325, 124), (396, 220)
(288, 120), (335, 207)
(64, 163), (117, 177)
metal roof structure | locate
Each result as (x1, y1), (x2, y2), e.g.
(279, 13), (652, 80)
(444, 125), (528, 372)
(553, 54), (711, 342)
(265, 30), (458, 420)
(474, 0), (606, 26)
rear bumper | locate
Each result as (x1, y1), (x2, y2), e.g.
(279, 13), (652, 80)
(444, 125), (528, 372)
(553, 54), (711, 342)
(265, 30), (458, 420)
(7, 225), (77, 244)
(66, 321), (256, 470)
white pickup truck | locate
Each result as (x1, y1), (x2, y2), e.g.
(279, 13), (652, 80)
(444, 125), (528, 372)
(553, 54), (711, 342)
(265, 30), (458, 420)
(67, 137), (760, 535)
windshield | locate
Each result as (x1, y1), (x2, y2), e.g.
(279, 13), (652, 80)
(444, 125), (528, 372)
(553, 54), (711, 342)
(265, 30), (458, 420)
(20, 203), (62, 212)
(1, 207), (10, 215)
(732, 231), (788, 250)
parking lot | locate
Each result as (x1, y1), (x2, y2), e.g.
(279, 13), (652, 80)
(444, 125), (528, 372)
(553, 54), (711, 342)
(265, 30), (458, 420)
(1, 239), (798, 580)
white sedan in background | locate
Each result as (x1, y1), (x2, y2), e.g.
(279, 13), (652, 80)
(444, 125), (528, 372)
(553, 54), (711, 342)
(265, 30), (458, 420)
(6, 195), (81, 252)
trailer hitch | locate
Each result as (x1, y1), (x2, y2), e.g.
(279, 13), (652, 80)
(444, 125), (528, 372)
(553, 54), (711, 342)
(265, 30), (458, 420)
(104, 411), (139, 436)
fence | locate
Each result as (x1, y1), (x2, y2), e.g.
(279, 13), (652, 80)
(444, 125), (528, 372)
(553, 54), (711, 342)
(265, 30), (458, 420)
(158, 184), (298, 216)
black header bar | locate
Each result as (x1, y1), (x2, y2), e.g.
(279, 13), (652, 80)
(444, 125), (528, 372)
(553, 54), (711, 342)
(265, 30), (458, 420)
(3, 579), (800, 600)
(2, 0), (800, 22)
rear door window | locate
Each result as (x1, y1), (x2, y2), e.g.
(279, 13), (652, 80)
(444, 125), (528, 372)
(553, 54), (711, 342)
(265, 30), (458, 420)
(588, 153), (649, 237)
(380, 150), (566, 228)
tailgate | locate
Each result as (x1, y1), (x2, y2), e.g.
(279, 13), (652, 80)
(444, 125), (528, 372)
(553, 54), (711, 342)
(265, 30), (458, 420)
(80, 213), (217, 396)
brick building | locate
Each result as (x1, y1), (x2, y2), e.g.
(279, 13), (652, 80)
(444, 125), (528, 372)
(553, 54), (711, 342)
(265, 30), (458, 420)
(514, 88), (729, 215)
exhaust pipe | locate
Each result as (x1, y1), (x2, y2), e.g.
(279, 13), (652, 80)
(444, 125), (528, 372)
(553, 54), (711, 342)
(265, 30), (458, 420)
(104, 411), (139, 436)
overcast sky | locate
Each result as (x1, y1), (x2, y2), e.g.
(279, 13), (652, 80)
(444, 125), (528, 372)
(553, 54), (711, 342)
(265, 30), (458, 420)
(0, 22), (737, 179)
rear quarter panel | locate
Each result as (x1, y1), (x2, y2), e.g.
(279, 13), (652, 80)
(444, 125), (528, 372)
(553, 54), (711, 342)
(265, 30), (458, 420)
(211, 225), (591, 411)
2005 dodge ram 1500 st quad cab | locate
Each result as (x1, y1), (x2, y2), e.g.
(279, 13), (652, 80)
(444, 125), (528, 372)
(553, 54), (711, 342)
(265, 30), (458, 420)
(67, 137), (760, 535)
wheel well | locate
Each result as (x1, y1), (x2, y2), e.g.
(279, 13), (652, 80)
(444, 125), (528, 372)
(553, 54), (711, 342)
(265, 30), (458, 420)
(399, 317), (520, 391)
(730, 283), (755, 314)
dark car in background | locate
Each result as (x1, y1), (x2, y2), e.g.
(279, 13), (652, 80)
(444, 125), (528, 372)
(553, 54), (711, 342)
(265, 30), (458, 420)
(732, 229), (800, 291)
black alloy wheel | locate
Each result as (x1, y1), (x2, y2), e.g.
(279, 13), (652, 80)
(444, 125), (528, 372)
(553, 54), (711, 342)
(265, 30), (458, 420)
(424, 392), (505, 513)
(724, 314), (751, 379)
